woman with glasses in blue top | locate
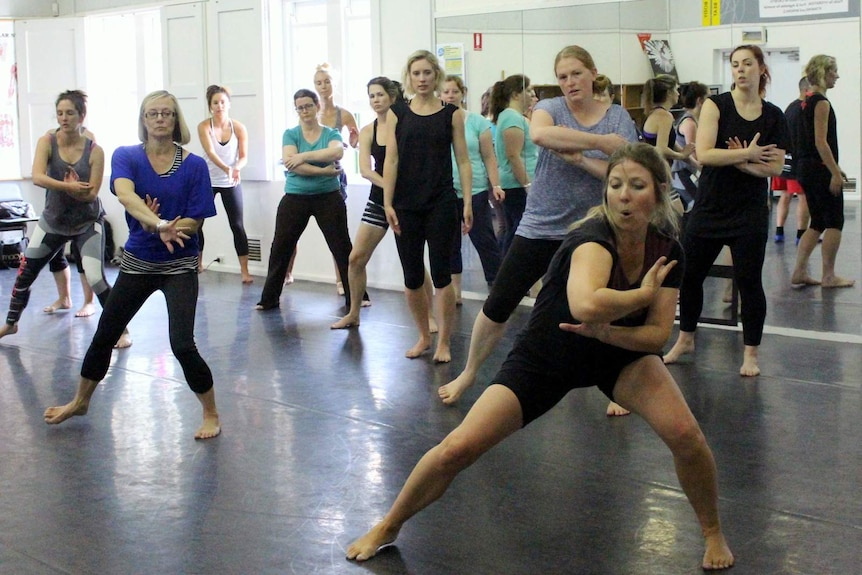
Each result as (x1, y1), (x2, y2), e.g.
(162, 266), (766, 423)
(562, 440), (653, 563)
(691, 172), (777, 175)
(43, 90), (221, 439)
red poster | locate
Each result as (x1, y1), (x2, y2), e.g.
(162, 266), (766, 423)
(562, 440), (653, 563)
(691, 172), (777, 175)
(637, 33), (652, 50)
(473, 33), (483, 51)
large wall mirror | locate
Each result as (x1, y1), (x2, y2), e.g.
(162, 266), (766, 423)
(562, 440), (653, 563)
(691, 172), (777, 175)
(434, 0), (862, 337)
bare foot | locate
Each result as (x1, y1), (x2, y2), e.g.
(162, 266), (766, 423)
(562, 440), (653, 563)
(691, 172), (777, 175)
(438, 371), (476, 405)
(44, 399), (89, 424)
(331, 314), (359, 329)
(428, 316), (438, 334)
(740, 347), (760, 377)
(405, 337), (431, 359)
(43, 298), (72, 314)
(606, 401), (631, 416)
(194, 413), (221, 440)
(790, 272), (820, 288)
(75, 303), (96, 318)
(346, 523), (400, 562)
(702, 532), (734, 570)
(361, 299), (372, 308)
(0, 322), (18, 340)
(284, 273), (294, 286)
(113, 329), (132, 349)
(721, 281), (734, 303)
(336, 281), (345, 296)
(241, 274), (254, 285)
(663, 337), (694, 365)
(821, 276), (855, 288)
(433, 341), (451, 363)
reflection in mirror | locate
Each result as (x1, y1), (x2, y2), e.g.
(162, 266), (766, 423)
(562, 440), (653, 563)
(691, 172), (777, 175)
(435, 1), (671, 297)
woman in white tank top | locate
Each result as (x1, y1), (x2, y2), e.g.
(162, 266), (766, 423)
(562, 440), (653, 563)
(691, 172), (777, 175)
(197, 84), (252, 283)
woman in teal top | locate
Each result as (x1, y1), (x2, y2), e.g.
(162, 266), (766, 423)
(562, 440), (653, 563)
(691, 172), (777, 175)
(491, 74), (537, 256)
(441, 75), (503, 301)
(255, 89), (354, 310)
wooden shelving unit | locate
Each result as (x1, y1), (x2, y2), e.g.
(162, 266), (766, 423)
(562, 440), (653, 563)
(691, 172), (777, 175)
(533, 84), (562, 101)
(618, 83), (645, 128)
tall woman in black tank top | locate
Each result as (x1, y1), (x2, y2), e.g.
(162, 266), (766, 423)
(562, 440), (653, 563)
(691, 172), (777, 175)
(382, 50), (473, 363)
(664, 45), (788, 377)
(790, 54), (854, 289)
(332, 77), (439, 329)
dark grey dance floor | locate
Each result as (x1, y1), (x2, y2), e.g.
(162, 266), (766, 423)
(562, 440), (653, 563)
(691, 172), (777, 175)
(1, 198), (860, 574)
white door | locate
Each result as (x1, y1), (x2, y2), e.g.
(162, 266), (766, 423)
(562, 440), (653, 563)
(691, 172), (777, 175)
(205, 0), (272, 180)
(162, 2), (208, 157)
(15, 17), (86, 177)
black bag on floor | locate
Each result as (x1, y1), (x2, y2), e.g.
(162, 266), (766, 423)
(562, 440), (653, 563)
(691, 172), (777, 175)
(0, 236), (27, 269)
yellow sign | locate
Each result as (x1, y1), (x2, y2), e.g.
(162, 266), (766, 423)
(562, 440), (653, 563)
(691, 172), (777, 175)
(702, 0), (721, 26)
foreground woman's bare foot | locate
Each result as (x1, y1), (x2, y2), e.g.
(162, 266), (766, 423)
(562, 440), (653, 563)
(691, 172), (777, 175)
(433, 341), (451, 363)
(438, 371), (476, 405)
(44, 399), (89, 424)
(702, 532), (734, 570)
(740, 346), (760, 377)
(43, 298), (72, 314)
(346, 523), (400, 561)
(0, 322), (18, 340)
(606, 401), (631, 416)
(195, 413), (221, 439)
(114, 329), (133, 349)
(790, 271), (820, 288)
(821, 275), (855, 288)
(428, 316), (438, 334)
(663, 335), (694, 365)
(405, 337), (431, 359)
(241, 274), (254, 285)
(331, 314), (359, 329)
(75, 302), (96, 317)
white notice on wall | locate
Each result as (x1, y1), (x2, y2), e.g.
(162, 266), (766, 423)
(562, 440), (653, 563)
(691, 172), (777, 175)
(760, 0), (848, 18)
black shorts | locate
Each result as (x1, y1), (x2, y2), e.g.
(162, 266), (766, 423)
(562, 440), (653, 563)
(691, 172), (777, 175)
(361, 199), (388, 229)
(493, 345), (657, 426)
(800, 163), (844, 231)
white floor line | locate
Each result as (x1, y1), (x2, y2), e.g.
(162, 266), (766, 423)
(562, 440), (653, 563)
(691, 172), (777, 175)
(460, 290), (862, 345)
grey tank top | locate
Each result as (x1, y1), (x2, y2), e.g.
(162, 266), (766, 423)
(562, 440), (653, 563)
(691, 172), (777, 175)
(43, 133), (102, 235)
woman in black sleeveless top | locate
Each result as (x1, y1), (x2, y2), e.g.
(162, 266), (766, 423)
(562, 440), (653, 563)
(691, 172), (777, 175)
(664, 45), (788, 377)
(382, 50), (473, 363)
(790, 54), (854, 289)
(331, 77), (437, 330)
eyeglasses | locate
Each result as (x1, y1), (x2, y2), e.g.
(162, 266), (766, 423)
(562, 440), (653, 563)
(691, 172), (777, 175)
(144, 110), (176, 119)
(296, 104), (316, 112)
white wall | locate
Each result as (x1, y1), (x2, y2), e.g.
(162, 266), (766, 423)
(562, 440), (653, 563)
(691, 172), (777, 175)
(0, 0), (53, 17)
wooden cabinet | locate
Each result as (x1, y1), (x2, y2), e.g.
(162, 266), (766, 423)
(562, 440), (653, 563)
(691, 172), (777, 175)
(533, 84), (562, 100)
(618, 84), (645, 127)
(534, 82), (661, 130)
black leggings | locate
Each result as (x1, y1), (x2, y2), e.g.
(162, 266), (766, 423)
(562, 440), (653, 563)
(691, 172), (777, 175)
(257, 191), (352, 309)
(482, 235), (562, 323)
(394, 201), (459, 290)
(5, 221), (109, 325)
(199, 184), (250, 257)
(498, 187), (527, 257)
(81, 270), (213, 394)
(678, 231), (767, 346)
(450, 191), (502, 284)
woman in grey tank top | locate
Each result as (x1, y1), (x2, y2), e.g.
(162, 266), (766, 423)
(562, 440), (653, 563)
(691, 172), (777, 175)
(0, 90), (130, 348)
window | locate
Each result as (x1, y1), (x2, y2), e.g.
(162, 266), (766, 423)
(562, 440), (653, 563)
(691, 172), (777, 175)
(0, 22), (20, 180)
(284, 0), (371, 180)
